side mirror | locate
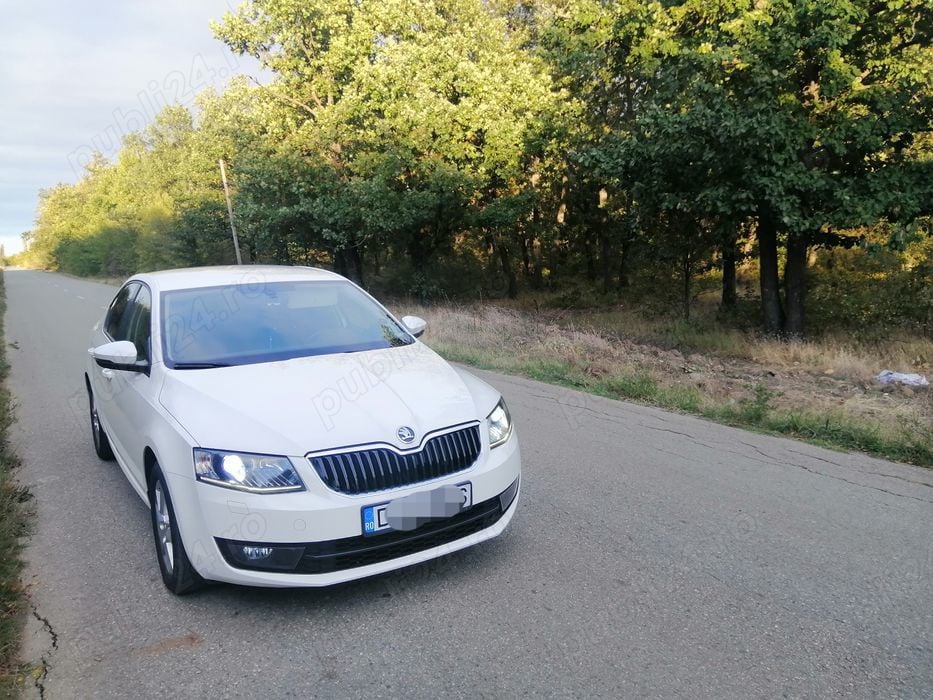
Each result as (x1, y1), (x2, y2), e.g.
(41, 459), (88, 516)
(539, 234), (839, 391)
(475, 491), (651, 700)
(401, 315), (427, 338)
(91, 340), (147, 372)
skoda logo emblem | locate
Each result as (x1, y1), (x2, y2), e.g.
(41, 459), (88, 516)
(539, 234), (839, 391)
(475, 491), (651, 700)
(397, 426), (416, 444)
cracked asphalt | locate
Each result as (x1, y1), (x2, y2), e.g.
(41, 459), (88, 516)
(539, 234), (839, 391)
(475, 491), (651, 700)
(6, 269), (933, 698)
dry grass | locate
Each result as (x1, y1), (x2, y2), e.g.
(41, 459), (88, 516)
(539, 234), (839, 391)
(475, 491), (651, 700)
(396, 301), (933, 465)
(747, 335), (931, 382)
(0, 271), (30, 695)
(569, 307), (932, 381)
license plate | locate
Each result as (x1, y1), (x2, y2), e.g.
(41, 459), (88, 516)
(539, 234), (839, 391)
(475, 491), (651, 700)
(362, 482), (472, 536)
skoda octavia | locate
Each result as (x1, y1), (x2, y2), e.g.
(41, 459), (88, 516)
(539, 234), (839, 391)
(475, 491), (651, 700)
(85, 266), (520, 594)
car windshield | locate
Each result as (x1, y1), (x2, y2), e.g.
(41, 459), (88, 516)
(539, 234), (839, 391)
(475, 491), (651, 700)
(161, 280), (413, 367)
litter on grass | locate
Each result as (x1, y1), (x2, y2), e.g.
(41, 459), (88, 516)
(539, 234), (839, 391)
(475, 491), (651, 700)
(877, 370), (929, 387)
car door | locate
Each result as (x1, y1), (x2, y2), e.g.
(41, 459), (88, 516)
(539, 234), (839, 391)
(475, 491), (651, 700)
(107, 283), (156, 490)
(93, 282), (140, 452)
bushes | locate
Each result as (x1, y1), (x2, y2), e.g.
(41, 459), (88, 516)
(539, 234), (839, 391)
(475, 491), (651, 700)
(808, 238), (932, 337)
(53, 227), (140, 277)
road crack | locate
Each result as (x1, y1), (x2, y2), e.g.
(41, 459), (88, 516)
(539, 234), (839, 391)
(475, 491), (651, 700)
(786, 447), (933, 489)
(30, 604), (58, 700)
(638, 423), (717, 450)
(741, 442), (933, 505)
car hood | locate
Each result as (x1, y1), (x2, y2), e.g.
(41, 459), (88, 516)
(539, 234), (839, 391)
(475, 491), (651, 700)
(159, 343), (498, 456)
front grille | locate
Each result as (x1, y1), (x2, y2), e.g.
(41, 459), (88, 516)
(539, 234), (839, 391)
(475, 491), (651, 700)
(216, 493), (506, 574)
(308, 424), (483, 495)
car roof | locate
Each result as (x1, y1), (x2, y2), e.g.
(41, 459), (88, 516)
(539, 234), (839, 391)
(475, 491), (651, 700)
(129, 265), (346, 292)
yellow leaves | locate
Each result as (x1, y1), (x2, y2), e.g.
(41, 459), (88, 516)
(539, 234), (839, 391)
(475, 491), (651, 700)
(802, 80), (821, 106)
(850, 66), (874, 91)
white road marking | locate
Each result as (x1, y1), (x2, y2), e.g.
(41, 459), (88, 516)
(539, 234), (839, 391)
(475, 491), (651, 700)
(76, 295), (85, 300)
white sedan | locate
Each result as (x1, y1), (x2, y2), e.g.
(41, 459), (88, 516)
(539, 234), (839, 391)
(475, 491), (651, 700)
(85, 266), (521, 594)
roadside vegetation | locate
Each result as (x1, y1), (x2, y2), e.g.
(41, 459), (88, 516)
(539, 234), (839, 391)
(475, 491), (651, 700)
(0, 271), (30, 696)
(12, 1), (930, 334)
(7, 1), (930, 461)
(402, 297), (932, 466)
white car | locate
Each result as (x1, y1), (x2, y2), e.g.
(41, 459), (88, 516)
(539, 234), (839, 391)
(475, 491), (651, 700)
(86, 266), (520, 594)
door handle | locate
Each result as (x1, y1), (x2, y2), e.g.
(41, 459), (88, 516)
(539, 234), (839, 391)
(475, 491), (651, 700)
(101, 369), (115, 381)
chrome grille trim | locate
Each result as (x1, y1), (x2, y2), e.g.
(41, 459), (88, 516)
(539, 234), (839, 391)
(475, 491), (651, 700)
(307, 423), (483, 495)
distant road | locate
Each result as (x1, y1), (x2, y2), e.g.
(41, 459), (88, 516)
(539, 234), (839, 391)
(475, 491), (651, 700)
(6, 269), (932, 698)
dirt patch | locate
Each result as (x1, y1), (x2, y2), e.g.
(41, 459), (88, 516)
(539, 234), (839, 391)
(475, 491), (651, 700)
(133, 632), (203, 656)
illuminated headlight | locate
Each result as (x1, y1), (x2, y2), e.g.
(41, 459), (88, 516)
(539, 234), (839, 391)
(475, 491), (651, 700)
(193, 449), (304, 493)
(487, 398), (513, 448)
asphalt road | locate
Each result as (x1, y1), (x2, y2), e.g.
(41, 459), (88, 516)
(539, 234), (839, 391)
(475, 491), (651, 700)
(6, 269), (932, 699)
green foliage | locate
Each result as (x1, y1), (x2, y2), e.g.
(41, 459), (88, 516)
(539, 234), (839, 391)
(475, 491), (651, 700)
(603, 372), (658, 401)
(210, 0), (560, 281)
(23, 106), (232, 276)
(738, 384), (779, 424)
(762, 411), (933, 465)
(17, 0), (931, 338)
(706, 400), (933, 466)
(808, 233), (933, 335)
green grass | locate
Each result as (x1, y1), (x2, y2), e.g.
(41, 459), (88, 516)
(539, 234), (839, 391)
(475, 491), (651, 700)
(431, 344), (933, 467)
(0, 270), (30, 695)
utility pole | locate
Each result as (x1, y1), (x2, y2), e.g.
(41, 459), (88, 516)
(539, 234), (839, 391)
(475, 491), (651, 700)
(219, 158), (243, 265)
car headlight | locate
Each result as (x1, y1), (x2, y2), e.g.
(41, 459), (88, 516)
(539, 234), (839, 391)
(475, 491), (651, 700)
(193, 449), (304, 493)
(487, 398), (513, 448)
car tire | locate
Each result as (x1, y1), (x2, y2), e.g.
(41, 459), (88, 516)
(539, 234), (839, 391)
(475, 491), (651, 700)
(148, 464), (205, 595)
(88, 387), (115, 461)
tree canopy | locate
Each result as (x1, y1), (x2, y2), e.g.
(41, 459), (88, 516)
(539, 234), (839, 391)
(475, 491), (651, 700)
(20, 0), (932, 336)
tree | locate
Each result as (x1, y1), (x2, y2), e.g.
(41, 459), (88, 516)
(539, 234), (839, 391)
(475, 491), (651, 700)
(212, 0), (559, 289)
(627, 0), (933, 336)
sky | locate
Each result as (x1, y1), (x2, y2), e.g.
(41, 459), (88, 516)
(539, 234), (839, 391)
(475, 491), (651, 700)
(0, 0), (262, 254)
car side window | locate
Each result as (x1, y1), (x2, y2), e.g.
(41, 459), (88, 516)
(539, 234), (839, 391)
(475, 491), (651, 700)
(105, 283), (140, 341)
(126, 285), (152, 362)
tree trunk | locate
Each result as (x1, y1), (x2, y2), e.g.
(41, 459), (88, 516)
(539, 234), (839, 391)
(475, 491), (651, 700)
(783, 235), (808, 338)
(617, 236), (632, 289)
(600, 229), (613, 292)
(531, 238), (543, 289)
(519, 234), (531, 278)
(721, 241), (737, 309)
(757, 206), (784, 335)
(584, 240), (597, 282)
(408, 227), (432, 273)
(348, 245), (365, 286)
(530, 207), (543, 289)
(682, 251), (692, 320)
(333, 245), (363, 284)
(279, 231), (291, 264)
(497, 236), (518, 299)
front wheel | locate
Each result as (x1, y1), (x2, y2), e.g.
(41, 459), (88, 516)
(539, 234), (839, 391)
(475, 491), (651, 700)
(148, 464), (205, 595)
(88, 388), (114, 461)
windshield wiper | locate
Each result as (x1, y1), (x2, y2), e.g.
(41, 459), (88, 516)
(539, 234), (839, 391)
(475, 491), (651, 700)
(172, 362), (233, 369)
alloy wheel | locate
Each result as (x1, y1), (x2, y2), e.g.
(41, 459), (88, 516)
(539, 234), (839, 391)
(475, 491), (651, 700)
(153, 480), (174, 573)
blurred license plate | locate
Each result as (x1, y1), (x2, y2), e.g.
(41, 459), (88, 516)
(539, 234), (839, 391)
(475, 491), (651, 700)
(362, 482), (472, 536)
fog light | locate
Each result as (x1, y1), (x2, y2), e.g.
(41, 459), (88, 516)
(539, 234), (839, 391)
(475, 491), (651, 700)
(218, 539), (305, 571)
(242, 546), (274, 560)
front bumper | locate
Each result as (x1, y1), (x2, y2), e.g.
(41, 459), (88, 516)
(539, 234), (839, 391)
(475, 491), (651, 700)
(218, 476), (518, 574)
(170, 432), (521, 587)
